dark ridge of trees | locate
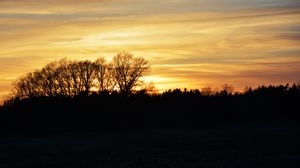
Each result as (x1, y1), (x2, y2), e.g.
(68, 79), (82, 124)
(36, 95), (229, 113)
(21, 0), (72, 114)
(0, 83), (300, 132)
(0, 52), (300, 132)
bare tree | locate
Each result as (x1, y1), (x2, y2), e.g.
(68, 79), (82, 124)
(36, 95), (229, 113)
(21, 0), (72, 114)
(14, 75), (28, 99)
(12, 52), (150, 98)
(94, 57), (113, 92)
(77, 60), (95, 95)
(39, 62), (58, 96)
(110, 51), (149, 95)
(14, 71), (39, 98)
(68, 62), (81, 96)
(143, 81), (158, 95)
(54, 59), (71, 96)
(222, 84), (234, 95)
(201, 86), (214, 96)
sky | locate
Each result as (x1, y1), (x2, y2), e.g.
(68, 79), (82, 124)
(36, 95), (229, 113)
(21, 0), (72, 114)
(0, 0), (300, 101)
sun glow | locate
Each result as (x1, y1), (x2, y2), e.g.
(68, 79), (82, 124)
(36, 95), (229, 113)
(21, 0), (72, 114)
(0, 0), (300, 101)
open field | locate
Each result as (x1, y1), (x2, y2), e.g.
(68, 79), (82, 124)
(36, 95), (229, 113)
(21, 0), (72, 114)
(1, 122), (300, 168)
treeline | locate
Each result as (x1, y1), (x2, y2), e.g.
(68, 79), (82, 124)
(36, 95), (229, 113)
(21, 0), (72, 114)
(1, 52), (300, 131)
(1, 83), (300, 131)
(12, 51), (149, 99)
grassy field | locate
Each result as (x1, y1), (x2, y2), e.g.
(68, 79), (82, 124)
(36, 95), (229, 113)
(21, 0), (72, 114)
(1, 122), (300, 168)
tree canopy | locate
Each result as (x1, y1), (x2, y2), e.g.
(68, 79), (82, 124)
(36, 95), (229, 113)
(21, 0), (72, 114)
(13, 52), (149, 99)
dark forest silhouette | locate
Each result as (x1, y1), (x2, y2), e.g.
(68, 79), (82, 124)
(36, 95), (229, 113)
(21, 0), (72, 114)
(0, 52), (300, 132)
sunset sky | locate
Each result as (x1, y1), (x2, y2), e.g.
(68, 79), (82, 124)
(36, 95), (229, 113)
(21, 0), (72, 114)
(0, 0), (300, 100)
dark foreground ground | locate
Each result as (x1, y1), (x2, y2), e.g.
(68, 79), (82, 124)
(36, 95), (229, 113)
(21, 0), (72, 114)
(1, 122), (300, 168)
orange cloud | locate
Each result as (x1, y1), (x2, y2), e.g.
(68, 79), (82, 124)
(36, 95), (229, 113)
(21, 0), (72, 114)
(0, 0), (300, 101)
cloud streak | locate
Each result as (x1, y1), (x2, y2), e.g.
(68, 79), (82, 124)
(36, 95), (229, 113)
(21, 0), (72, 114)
(0, 0), (300, 100)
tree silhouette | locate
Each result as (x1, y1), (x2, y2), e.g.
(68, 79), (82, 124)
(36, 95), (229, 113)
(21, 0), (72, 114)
(110, 51), (149, 95)
(77, 60), (95, 95)
(12, 52), (150, 99)
(201, 87), (214, 96)
(218, 84), (234, 96)
(94, 57), (113, 92)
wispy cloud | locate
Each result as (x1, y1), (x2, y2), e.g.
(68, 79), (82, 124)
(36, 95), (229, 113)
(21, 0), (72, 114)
(0, 0), (300, 99)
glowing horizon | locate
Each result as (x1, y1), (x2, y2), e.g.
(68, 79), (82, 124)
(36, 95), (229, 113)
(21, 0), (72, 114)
(1, 0), (300, 101)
